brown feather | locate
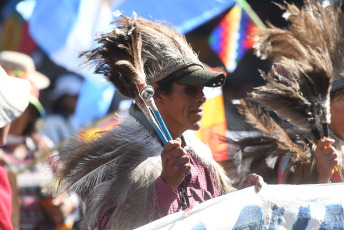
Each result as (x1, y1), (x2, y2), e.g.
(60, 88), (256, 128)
(80, 13), (145, 98)
(224, 99), (311, 185)
(80, 13), (202, 99)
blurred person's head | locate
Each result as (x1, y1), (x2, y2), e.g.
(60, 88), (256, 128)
(0, 51), (49, 118)
(0, 51), (50, 90)
(50, 73), (83, 116)
(0, 65), (31, 145)
(0, 51), (50, 143)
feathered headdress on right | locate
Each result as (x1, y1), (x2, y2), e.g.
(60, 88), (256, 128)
(225, 0), (344, 185)
(253, 0), (344, 140)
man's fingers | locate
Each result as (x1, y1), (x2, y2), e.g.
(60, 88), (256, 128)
(247, 174), (258, 184)
(317, 138), (335, 150)
(176, 154), (190, 164)
(166, 155), (190, 170)
(245, 174), (265, 192)
(163, 139), (182, 152)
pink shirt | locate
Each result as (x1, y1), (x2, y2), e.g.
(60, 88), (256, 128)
(0, 166), (13, 230)
(98, 150), (219, 228)
(154, 153), (219, 220)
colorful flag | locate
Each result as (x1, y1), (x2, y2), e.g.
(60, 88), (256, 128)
(78, 111), (127, 143)
(0, 13), (37, 54)
(209, 4), (257, 72)
(195, 77), (228, 161)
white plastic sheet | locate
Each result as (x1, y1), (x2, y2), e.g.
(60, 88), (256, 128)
(137, 183), (344, 229)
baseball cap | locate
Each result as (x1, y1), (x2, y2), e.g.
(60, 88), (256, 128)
(331, 79), (344, 93)
(155, 64), (226, 87)
(0, 51), (50, 90)
(0, 51), (49, 118)
(0, 66), (31, 128)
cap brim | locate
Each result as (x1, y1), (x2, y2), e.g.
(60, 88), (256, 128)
(28, 71), (50, 90)
(176, 68), (226, 87)
(0, 68), (31, 127)
(331, 79), (344, 92)
(157, 65), (226, 87)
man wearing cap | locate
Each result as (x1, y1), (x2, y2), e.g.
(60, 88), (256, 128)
(52, 15), (263, 230)
(0, 65), (31, 230)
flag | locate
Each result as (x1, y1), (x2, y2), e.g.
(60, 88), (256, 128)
(209, 4), (257, 72)
(196, 80), (228, 161)
(23, 0), (235, 73)
(73, 75), (115, 128)
(0, 7), (37, 54)
(78, 111), (127, 143)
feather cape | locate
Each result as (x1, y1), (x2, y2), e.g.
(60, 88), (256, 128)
(51, 105), (233, 229)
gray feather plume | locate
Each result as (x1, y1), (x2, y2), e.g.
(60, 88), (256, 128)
(251, 46), (333, 137)
(252, 0), (338, 140)
(80, 13), (145, 99)
(224, 0), (343, 185)
(51, 116), (163, 229)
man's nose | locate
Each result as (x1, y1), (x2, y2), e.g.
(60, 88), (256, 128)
(198, 90), (206, 103)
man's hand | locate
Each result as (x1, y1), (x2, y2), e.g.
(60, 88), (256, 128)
(314, 138), (338, 183)
(160, 138), (191, 192)
(238, 173), (266, 192)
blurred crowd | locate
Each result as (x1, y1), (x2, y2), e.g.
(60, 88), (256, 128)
(1, 0), (344, 230)
(0, 48), (131, 230)
(0, 51), (82, 230)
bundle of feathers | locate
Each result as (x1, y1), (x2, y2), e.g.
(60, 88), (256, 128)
(80, 11), (202, 99)
(224, 0), (344, 186)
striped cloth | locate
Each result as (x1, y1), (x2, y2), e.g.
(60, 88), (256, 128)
(3, 145), (55, 230)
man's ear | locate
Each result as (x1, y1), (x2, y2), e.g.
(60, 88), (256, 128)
(152, 83), (162, 103)
(151, 83), (159, 92)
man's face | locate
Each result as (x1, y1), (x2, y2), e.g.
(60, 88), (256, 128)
(156, 82), (206, 139)
(330, 91), (344, 140)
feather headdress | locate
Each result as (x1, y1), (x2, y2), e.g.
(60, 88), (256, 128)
(255, 0), (344, 93)
(80, 11), (202, 97)
(251, 48), (333, 139)
(224, 0), (344, 184)
(224, 99), (312, 186)
(252, 0), (344, 140)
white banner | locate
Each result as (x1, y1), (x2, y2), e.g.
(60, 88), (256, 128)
(137, 183), (344, 230)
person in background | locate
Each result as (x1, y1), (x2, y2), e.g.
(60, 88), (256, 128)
(40, 73), (83, 146)
(0, 51), (79, 230)
(0, 65), (31, 230)
(224, 0), (343, 186)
